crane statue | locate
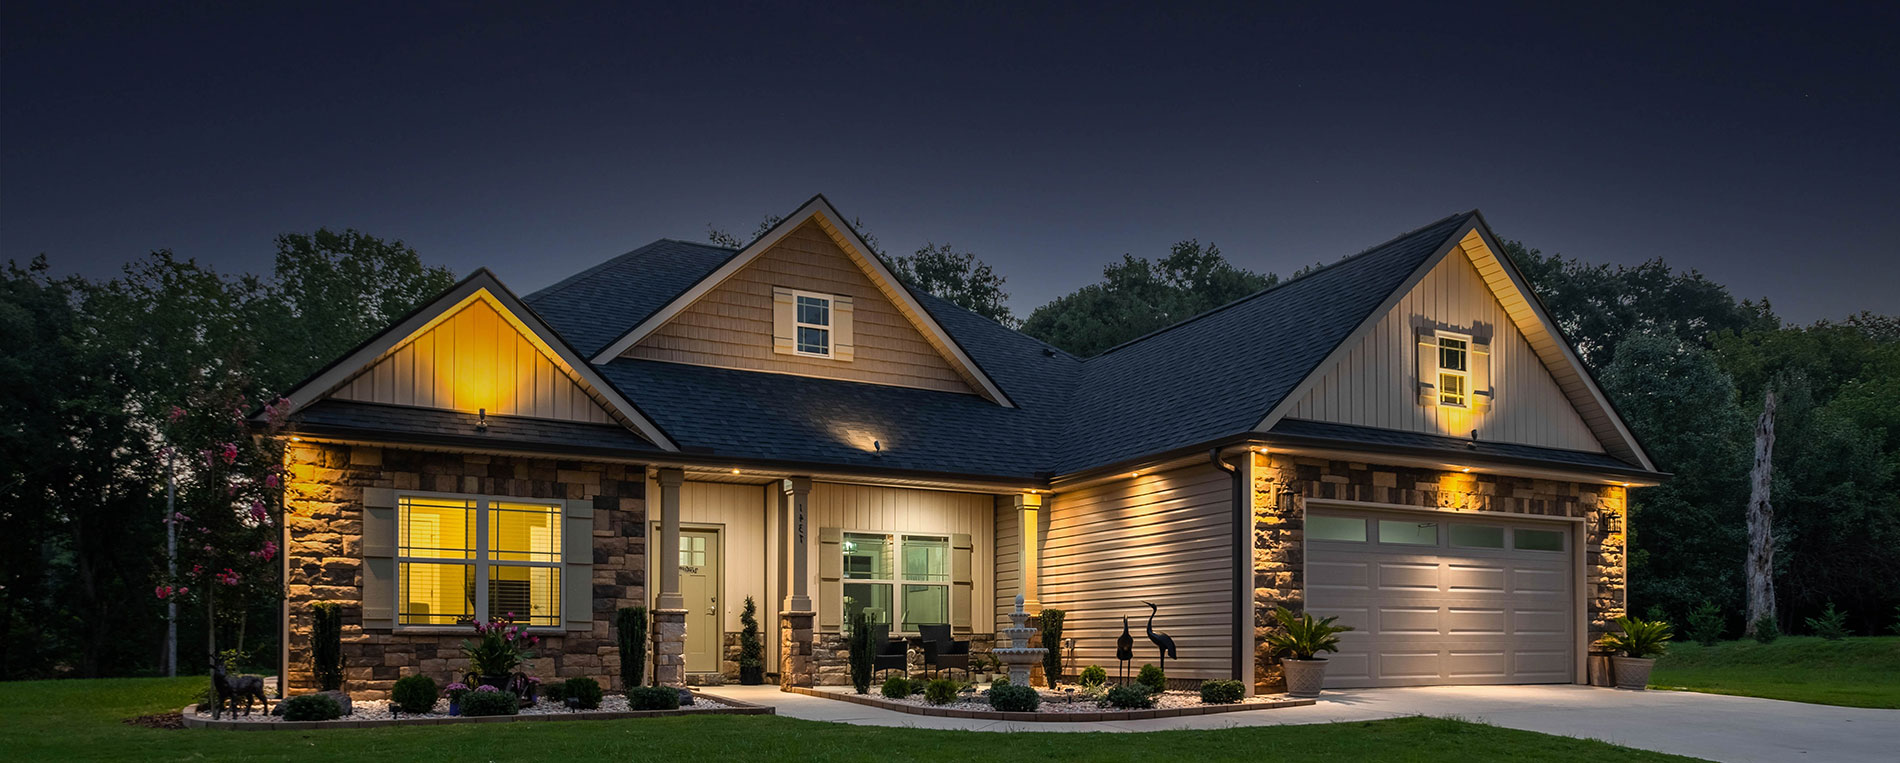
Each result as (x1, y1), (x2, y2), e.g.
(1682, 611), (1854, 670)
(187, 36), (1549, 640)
(1142, 601), (1177, 677)
(1115, 616), (1135, 683)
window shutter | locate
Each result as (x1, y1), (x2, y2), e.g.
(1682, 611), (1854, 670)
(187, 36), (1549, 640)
(361, 488), (397, 630)
(1416, 328), (1439, 407)
(950, 533), (973, 630)
(1471, 339), (1494, 412)
(818, 527), (842, 629)
(562, 498), (596, 632)
(772, 287), (796, 355)
(831, 295), (854, 362)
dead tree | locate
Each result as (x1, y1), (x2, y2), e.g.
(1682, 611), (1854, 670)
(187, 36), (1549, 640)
(1743, 386), (1778, 636)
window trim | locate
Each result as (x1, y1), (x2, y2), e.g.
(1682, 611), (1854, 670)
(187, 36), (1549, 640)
(394, 491), (564, 632)
(839, 530), (951, 634)
(1435, 330), (1472, 408)
(791, 289), (834, 358)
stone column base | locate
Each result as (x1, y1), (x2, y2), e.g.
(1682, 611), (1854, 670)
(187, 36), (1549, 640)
(779, 611), (815, 690)
(653, 608), (688, 688)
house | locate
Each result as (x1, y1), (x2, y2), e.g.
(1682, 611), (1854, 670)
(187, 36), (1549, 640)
(272, 196), (1658, 699)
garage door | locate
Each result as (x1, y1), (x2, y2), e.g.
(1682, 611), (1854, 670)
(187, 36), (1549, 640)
(1303, 507), (1575, 687)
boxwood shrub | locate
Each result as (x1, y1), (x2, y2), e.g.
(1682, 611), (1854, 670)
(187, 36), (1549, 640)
(880, 675), (911, 699)
(1102, 684), (1156, 709)
(1199, 679), (1244, 704)
(1136, 663), (1166, 694)
(923, 678), (960, 705)
(987, 682), (1040, 712)
(390, 675), (439, 714)
(1078, 665), (1108, 687)
(626, 686), (681, 710)
(280, 693), (344, 721)
(460, 688), (519, 717)
(562, 677), (603, 710)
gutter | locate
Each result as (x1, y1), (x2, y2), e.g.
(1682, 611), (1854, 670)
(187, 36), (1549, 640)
(1209, 447), (1247, 687)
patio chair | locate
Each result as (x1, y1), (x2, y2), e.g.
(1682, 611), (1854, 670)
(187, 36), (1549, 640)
(872, 624), (909, 680)
(918, 623), (970, 681)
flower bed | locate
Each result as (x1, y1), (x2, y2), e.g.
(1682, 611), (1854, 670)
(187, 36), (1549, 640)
(183, 691), (770, 730)
(793, 685), (1312, 722)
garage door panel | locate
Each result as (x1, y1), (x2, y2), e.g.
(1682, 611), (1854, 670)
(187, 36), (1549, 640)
(1376, 562), (1441, 590)
(1378, 607), (1441, 634)
(1307, 559), (1372, 590)
(1513, 609), (1569, 636)
(1446, 607), (1507, 635)
(1446, 651), (1509, 678)
(1378, 652), (1443, 678)
(1446, 564), (1507, 592)
(1514, 567), (1566, 593)
(1513, 650), (1571, 678)
(1309, 605), (1372, 633)
(1326, 652), (1372, 681)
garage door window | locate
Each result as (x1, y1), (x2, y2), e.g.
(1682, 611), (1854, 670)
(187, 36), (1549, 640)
(1307, 515), (1367, 542)
(1451, 524), (1506, 549)
(1514, 528), (1565, 552)
(1378, 520), (1438, 545)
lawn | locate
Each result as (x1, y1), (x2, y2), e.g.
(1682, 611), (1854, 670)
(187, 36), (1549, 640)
(1649, 636), (1900, 708)
(1, 676), (1703, 762)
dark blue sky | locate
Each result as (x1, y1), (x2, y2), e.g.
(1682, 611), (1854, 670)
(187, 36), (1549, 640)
(4, 2), (1895, 323)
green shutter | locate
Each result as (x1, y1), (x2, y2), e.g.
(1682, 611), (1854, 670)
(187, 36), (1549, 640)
(361, 488), (397, 630)
(818, 527), (841, 630)
(563, 498), (595, 632)
(950, 532), (973, 630)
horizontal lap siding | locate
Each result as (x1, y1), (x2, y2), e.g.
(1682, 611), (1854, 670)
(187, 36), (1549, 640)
(1043, 465), (1234, 680)
(806, 483), (996, 634)
(993, 496), (1021, 632)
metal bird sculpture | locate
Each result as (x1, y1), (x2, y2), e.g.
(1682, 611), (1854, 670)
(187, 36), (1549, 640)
(1143, 601), (1177, 676)
(1116, 615), (1135, 682)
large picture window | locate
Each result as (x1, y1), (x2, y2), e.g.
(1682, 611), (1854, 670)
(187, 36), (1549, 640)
(398, 495), (561, 627)
(841, 532), (950, 632)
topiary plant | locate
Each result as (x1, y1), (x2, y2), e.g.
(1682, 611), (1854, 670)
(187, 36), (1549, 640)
(1199, 679), (1244, 704)
(987, 682), (1040, 712)
(738, 596), (765, 685)
(280, 693), (344, 721)
(1684, 601), (1724, 646)
(880, 674), (911, 699)
(1102, 684), (1155, 709)
(1037, 608), (1065, 687)
(846, 610), (878, 694)
(562, 676), (603, 709)
(1806, 603), (1849, 640)
(1136, 663), (1166, 694)
(309, 602), (343, 692)
(390, 674), (439, 714)
(459, 686), (518, 716)
(617, 606), (647, 688)
(1752, 615), (1780, 644)
(1600, 616), (1674, 658)
(1078, 664), (1107, 687)
(923, 677), (960, 705)
(627, 685), (681, 710)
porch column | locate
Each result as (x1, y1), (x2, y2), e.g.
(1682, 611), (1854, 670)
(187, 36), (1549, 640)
(654, 468), (687, 686)
(778, 477), (815, 689)
(1014, 492), (1042, 612)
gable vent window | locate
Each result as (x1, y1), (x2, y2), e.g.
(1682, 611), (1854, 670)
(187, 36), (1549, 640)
(1437, 335), (1469, 407)
(773, 287), (855, 361)
(1417, 328), (1492, 411)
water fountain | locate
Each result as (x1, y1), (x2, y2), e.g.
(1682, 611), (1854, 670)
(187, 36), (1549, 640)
(992, 594), (1047, 686)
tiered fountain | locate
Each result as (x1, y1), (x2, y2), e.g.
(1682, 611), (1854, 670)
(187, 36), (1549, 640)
(992, 594), (1046, 685)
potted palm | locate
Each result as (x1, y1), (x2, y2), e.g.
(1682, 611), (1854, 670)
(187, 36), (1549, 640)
(1263, 605), (1353, 698)
(1599, 616), (1673, 690)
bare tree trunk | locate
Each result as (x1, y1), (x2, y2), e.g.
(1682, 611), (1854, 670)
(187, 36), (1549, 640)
(1744, 386), (1778, 636)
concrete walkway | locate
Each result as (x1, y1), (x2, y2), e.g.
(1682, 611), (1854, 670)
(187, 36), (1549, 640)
(709, 684), (1900, 763)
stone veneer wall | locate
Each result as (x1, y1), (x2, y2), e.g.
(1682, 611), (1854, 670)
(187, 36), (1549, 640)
(1249, 452), (1627, 691)
(283, 442), (648, 700)
(811, 632), (996, 686)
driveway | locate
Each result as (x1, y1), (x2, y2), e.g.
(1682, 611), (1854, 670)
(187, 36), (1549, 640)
(709, 684), (1900, 763)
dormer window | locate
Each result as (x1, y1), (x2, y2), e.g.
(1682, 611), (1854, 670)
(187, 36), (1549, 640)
(795, 292), (832, 357)
(1436, 333), (1470, 407)
(1417, 327), (1491, 411)
(773, 286), (855, 362)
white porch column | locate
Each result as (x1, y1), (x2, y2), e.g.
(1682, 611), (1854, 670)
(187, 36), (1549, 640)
(782, 477), (812, 613)
(656, 468), (685, 611)
(1014, 492), (1042, 612)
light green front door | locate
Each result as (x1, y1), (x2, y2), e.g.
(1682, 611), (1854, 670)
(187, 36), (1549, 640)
(678, 529), (722, 673)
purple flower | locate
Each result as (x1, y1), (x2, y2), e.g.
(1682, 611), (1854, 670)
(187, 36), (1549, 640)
(445, 682), (468, 692)
(474, 685), (501, 693)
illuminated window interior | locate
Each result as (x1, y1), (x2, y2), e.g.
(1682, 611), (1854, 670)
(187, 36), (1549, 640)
(841, 532), (949, 632)
(1437, 334), (1470, 407)
(398, 495), (561, 627)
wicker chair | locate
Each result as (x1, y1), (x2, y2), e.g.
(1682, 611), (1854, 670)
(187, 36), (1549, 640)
(918, 623), (970, 680)
(872, 625), (909, 680)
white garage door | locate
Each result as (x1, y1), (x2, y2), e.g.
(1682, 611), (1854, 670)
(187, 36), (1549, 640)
(1304, 507), (1575, 687)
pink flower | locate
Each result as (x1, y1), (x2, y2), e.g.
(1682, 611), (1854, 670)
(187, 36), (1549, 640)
(530, 635), (540, 645)
(172, 512), (187, 523)
(249, 500), (268, 522)
(177, 586), (189, 595)
(155, 585), (170, 600)
(168, 406), (187, 424)
(264, 474), (280, 488)
(219, 443), (238, 465)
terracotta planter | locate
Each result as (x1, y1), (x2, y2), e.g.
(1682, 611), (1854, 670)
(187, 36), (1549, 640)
(1280, 658), (1329, 698)
(1611, 656), (1654, 690)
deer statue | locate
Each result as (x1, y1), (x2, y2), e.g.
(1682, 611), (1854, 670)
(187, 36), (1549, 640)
(1116, 615), (1135, 683)
(1142, 601), (1177, 678)
(210, 659), (270, 719)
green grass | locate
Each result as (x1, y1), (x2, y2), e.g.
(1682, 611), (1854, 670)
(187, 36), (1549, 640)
(1650, 636), (1900, 708)
(0, 676), (1701, 762)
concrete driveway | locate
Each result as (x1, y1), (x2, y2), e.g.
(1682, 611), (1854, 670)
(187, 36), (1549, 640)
(710, 683), (1899, 762)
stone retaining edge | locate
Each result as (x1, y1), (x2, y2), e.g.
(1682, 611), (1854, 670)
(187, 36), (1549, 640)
(180, 690), (773, 730)
(783, 687), (1315, 722)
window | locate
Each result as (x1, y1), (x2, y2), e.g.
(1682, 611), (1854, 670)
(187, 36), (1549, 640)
(1307, 515), (1367, 542)
(398, 495), (561, 628)
(1437, 333), (1470, 407)
(795, 293), (831, 356)
(1514, 528), (1565, 552)
(1451, 524), (1506, 549)
(1379, 519), (1439, 545)
(840, 532), (950, 631)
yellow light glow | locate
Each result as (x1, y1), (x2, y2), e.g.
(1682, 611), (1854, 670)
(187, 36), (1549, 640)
(1128, 472), (1141, 478)
(730, 468), (742, 475)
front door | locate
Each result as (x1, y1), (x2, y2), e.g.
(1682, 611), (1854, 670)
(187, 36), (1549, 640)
(677, 528), (722, 674)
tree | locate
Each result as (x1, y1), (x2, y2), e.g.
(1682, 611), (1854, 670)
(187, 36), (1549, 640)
(888, 242), (1014, 325)
(1743, 385), (1778, 636)
(1021, 240), (1277, 356)
(263, 229), (456, 391)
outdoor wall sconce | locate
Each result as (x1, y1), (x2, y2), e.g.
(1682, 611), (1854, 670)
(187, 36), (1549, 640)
(475, 408), (488, 433)
(1598, 510), (1623, 536)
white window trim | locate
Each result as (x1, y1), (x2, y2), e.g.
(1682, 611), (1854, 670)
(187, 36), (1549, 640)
(1435, 330), (1472, 409)
(791, 289), (834, 359)
(839, 530), (951, 634)
(394, 491), (563, 632)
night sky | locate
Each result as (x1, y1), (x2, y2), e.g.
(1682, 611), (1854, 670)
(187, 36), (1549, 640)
(4, 2), (1896, 323)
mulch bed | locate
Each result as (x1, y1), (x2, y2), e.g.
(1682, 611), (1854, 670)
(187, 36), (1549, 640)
(125, 712), (186, 730)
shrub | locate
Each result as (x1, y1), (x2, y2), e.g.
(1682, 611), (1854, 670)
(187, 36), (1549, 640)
(1199, 679), (1245, 704)
(280, 693), (343, 721)
(1078, 664), (1107, 687)
(1752, 615), (1780, 644)
(617, 606), (647, 688)
(1262, 605), (1353, 661)
(1102, 684), (1156, 709)
(1600, 616), (1673, 658)
(310, 602), (343, 692)
(1684, 601), (1724, 646)
(627, 686), (681, 710)
(1136, 663), (1166, 694)
(390, 675), (439, 714)
(540, 682), (565, 705)
(1038, 607), (1066, 687)
(923, 678), (960, 705)
(880, 674), (911, 699)
(739, 596), (765, 685)
(1806, 603), (1850, 640)
(988, 682), (1040, 712)
(562, 677), (603, 709)
(846, 610), (878, 694)
(460, 686), (518, 716)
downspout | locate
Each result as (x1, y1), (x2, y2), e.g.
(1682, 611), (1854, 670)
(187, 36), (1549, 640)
(1210, 447), (1246, 685)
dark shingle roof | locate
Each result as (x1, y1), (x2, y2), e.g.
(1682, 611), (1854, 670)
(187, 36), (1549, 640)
(296, 399), (665, 454)
(1268, 418), (1641, 473)
(523, 239), (737, 358)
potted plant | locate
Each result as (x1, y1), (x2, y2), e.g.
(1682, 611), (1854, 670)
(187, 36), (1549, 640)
(1263, 605), (1353, 698)
(461, 614), (538, 691)
(738, 597), (765, 685)
(1599, 616), (1673, 690)
(444, 682), (470, 716)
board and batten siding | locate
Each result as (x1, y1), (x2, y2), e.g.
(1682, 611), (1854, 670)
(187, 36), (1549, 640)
(1039, 465), (1234, 680)
(805, 482), (996, 634)
(1287, 242), (1604, 453)
(333, 297), (615, 424)
(644, 479), (771, 636)
(626, 220), (976, 395)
